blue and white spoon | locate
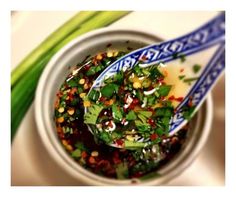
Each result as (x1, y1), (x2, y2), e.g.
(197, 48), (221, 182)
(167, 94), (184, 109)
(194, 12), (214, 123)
(85, 12), (225, 147)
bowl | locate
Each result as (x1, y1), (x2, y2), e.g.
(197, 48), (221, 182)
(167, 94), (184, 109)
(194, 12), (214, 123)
(35, 28), (213, 185)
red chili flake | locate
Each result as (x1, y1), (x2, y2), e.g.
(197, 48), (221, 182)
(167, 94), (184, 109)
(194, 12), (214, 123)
(147, 118), (155, 127)
(160, 96), (166, 101)
(140, 55), (148, 61)
(113, 151), (122, 164)
(84, 64), (91, 71)
(81, 151), (87, 159)
(176, 97), (184, 102)
(106, 43), (112, 48)
(168, 95), (175, 101)
(156, 77), (164, 84)
(168, 95), (183, 102)
(128, 103), (135, 110)
(115, 139), (124, 146)
(132, 98), (139, 105)
(89, 156), (96, 164)
(127, 46), (133, 51)
(70, 87), (77, 95)
(132, 172), (143, 178)
(108, 121), (114, 128)
(150, 133), (158, 141)
(99, 96), (106, 103)
(56, 91), (63, 98)
(188, 99), (193, 107)
(180, 68), (184, 73)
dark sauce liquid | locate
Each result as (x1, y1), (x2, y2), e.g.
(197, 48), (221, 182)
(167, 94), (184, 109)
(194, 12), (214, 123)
(54, 51), (189, 180)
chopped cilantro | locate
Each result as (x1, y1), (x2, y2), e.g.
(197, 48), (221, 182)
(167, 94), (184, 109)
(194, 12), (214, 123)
(84, 104), (104, 125)
(100, 83), (119, 98)
(88, 89), (100, 102)
(126, 111), (137, 121)
(157, 85), (172, 97)
(193, 64), (201, 74)
(112, 104), (123, 121)
(178, 75), (185, 80)
(183, 77), (199, 84)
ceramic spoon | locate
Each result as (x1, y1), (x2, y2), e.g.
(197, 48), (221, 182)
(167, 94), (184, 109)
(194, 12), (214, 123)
(85, 12), (225, 147)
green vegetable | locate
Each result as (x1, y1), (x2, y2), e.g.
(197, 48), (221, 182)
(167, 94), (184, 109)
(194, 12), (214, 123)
(115, 162), (129, 179)
(157, 85), (172, 97)
(182, 106), (196, 120)
(154, 107), (174, 117)
(88, 89), (100, 102)
(11, 11), (130, 141)
(84, 104), (104, 125)
(86, 66), (97, 76)
(71, 149), (82, 158)
(112, 104), (123, 121)
(101, 83), (119, 98)
(124, 141), (146, 148)
(183, 77), (199, 84)
(113, 72), (124, 84)
(133, 65), (142, 76)
(178, 75), (185, 80)
(149, 66), (163, 80)
(179, 54), (186, 62)
(99, 132), (112, 144)
(11, 11), (99, 87)
(134, 120), (150, 132)
(138, 110), (152, 118)
(126, 111), (137, 121)
(193, 64), (201, 74)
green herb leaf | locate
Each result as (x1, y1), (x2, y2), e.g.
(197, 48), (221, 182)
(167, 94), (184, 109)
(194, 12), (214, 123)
(138, 110), (152, 118)
(112, 104), (123, 121)
(134, 65), (142, 76)
(67, 78), (78, 87)
(149, 66), (163, 80)
(101, 83), (119, 98)
(124, 141), (146, 148)
(134, 120), (150, 132)
(183, 77), (199, 84)
(178, 75), (185, 80)
(86, 66), (97, 76)
(71, 149), (81, 158)
(84, 104), (104, 125)
(157, 85), (172, 97)
(154, 107), (174, 117)
(182, 106), (196, 120)
(114, 72), (124, 84)
(126, 111), (137, 121)
(88, 89), (100, 102)
(99, 132), (112, 144)
(193, 64), (201, 74)
(179, 54), (186, 63)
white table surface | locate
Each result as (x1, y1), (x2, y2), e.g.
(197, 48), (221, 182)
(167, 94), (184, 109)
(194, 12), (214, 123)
(11, 11), (225, 186)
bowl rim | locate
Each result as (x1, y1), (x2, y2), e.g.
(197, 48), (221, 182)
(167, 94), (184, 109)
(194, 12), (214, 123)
(35, 27), (213, 185)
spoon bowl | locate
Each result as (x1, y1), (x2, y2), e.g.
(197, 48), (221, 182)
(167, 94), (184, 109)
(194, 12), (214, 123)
(85, 13), (225, 148)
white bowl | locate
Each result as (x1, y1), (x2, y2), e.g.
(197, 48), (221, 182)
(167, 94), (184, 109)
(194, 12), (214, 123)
(35, 28), (213, 185)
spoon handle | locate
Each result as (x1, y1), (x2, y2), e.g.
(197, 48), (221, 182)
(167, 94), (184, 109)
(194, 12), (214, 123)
(169, 43), (225, 135)
(93, 12), (225, 88)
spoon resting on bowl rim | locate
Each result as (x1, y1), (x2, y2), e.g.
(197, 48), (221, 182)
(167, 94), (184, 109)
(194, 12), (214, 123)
(84, 12), (225, 148)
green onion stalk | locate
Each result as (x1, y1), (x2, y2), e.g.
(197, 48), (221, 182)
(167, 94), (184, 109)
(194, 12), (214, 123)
(11, 11), (131, 142)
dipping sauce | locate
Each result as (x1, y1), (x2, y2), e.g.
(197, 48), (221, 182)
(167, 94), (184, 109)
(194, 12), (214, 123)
(54, 50), (191, 180)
